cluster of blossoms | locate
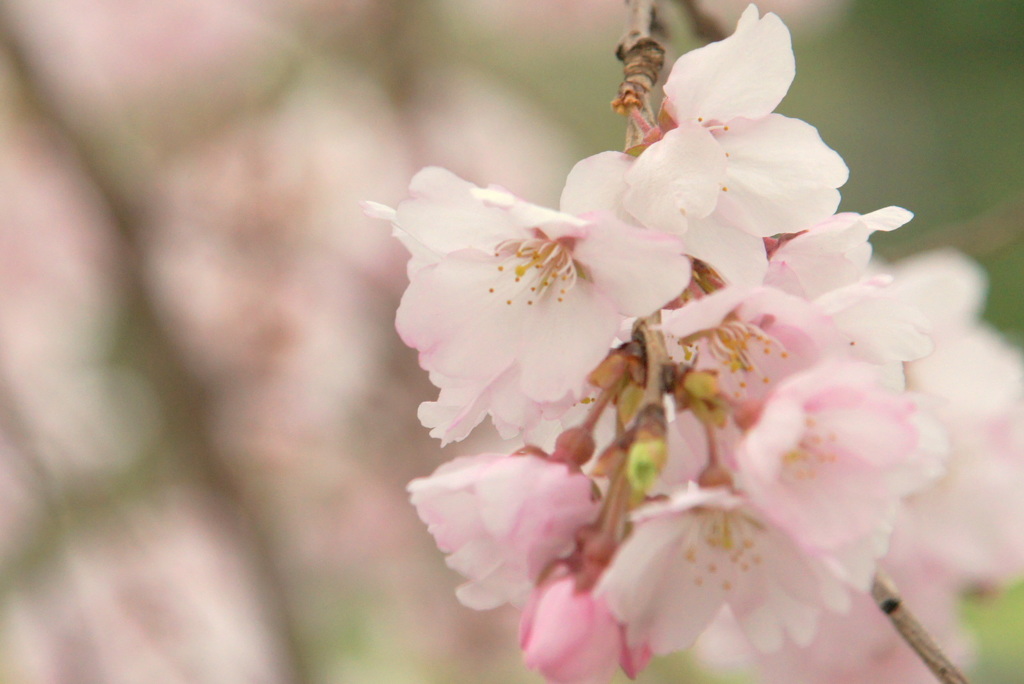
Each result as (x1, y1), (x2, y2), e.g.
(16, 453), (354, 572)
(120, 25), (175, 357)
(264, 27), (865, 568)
(368, 6), (1024, 683)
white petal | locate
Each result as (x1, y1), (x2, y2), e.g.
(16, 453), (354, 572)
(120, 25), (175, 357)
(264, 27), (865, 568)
(517, 279), (621, 402)
(683, 215), (768, 287)
(715, 115), (848, 237)
(660, 286), (750, 338)
(818, 283), (934, 364)
(418, 371), (511, 445)
(663, 6), (795, 124)
(889, 249), (987, 328)
(861, 205), (914, 233)
(359, 200), (396, 221)
(599, 514), (725, 654)
(623, 125), (726, 235)
(397, 167), (522, 255)
(560, 151), (634, 217)
(396, 252), (520, 381)
(572, 218), (691, 316)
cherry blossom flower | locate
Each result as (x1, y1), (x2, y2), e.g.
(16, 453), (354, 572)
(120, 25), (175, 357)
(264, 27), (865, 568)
(377, 167), (691, 442)
(661, 286), (846, 405)
(735, 360), (946, 579)
(887, 250), (1024, 583)
(520, 574), (650, 684)
(559, 8), (847, 288)
(765, 207), (913, 299)
(639, 6), (846, 285)
(407, 452), (599, 609)
(598, 485), (850, 655)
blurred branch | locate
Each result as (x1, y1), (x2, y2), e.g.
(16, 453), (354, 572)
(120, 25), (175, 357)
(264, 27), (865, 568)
(0, 10), (313, 684)
(872, 570), (971, 684)
(881, 195), (1024, 261)
(0, 341), (127, 678)
(673, 0), (728, 43)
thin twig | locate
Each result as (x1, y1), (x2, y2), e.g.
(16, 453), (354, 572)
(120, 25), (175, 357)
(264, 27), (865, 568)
(0, 11), (312, 684)
(674, 0), (728, 43)
(613, 0), (666, 148)
(871, 570), (971, 684)
(880, 194), (1024, 261)
(633, 314), (673, 409)
(613, 1), (675, 410)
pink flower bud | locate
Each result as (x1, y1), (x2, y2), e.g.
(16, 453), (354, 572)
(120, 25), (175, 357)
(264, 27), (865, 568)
(520, 574), (649, 683)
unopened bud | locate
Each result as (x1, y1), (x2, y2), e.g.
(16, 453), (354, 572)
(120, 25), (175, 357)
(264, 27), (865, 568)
(678, 370), (730, 428)
(626, 436), (667, 497)
(551, 427), (596, 467)
(617, 383), (645, 427)
(588, 352), (628, 390)
(591, 443), (626, 479)
(683, 370), (719, 400)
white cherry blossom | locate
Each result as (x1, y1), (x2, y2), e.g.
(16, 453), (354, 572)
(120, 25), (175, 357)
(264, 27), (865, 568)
(376, 167), (691, 442)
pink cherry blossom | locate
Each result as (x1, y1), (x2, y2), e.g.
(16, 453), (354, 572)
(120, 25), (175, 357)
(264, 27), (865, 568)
(886, 250), (1024, 583)
(407, 452), (599, 609)
(598, 485), (850, 655)
(661, 286), (846, 405)
(735, 360), (946, 578)
(557, 8), (847, 287)
(378, 167), (691, 442)
(814, 276), (934, 367)
(649, 6), (846, 284)
(892, 408), (1024, 585)
(766, 207), (913, 299)
(520, 574), (650, 684)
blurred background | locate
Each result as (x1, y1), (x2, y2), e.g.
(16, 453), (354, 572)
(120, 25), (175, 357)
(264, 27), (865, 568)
(0, 0), (1022, 682)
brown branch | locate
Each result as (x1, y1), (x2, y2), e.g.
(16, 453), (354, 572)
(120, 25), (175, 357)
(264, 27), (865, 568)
(0, 10), (313, 684)
(614, 2), (676, 437)
(674, 0), (728, 43)
(871, 570), (971, 684)
(633, 314), (673, 409)
(613, 0), (666, 148)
